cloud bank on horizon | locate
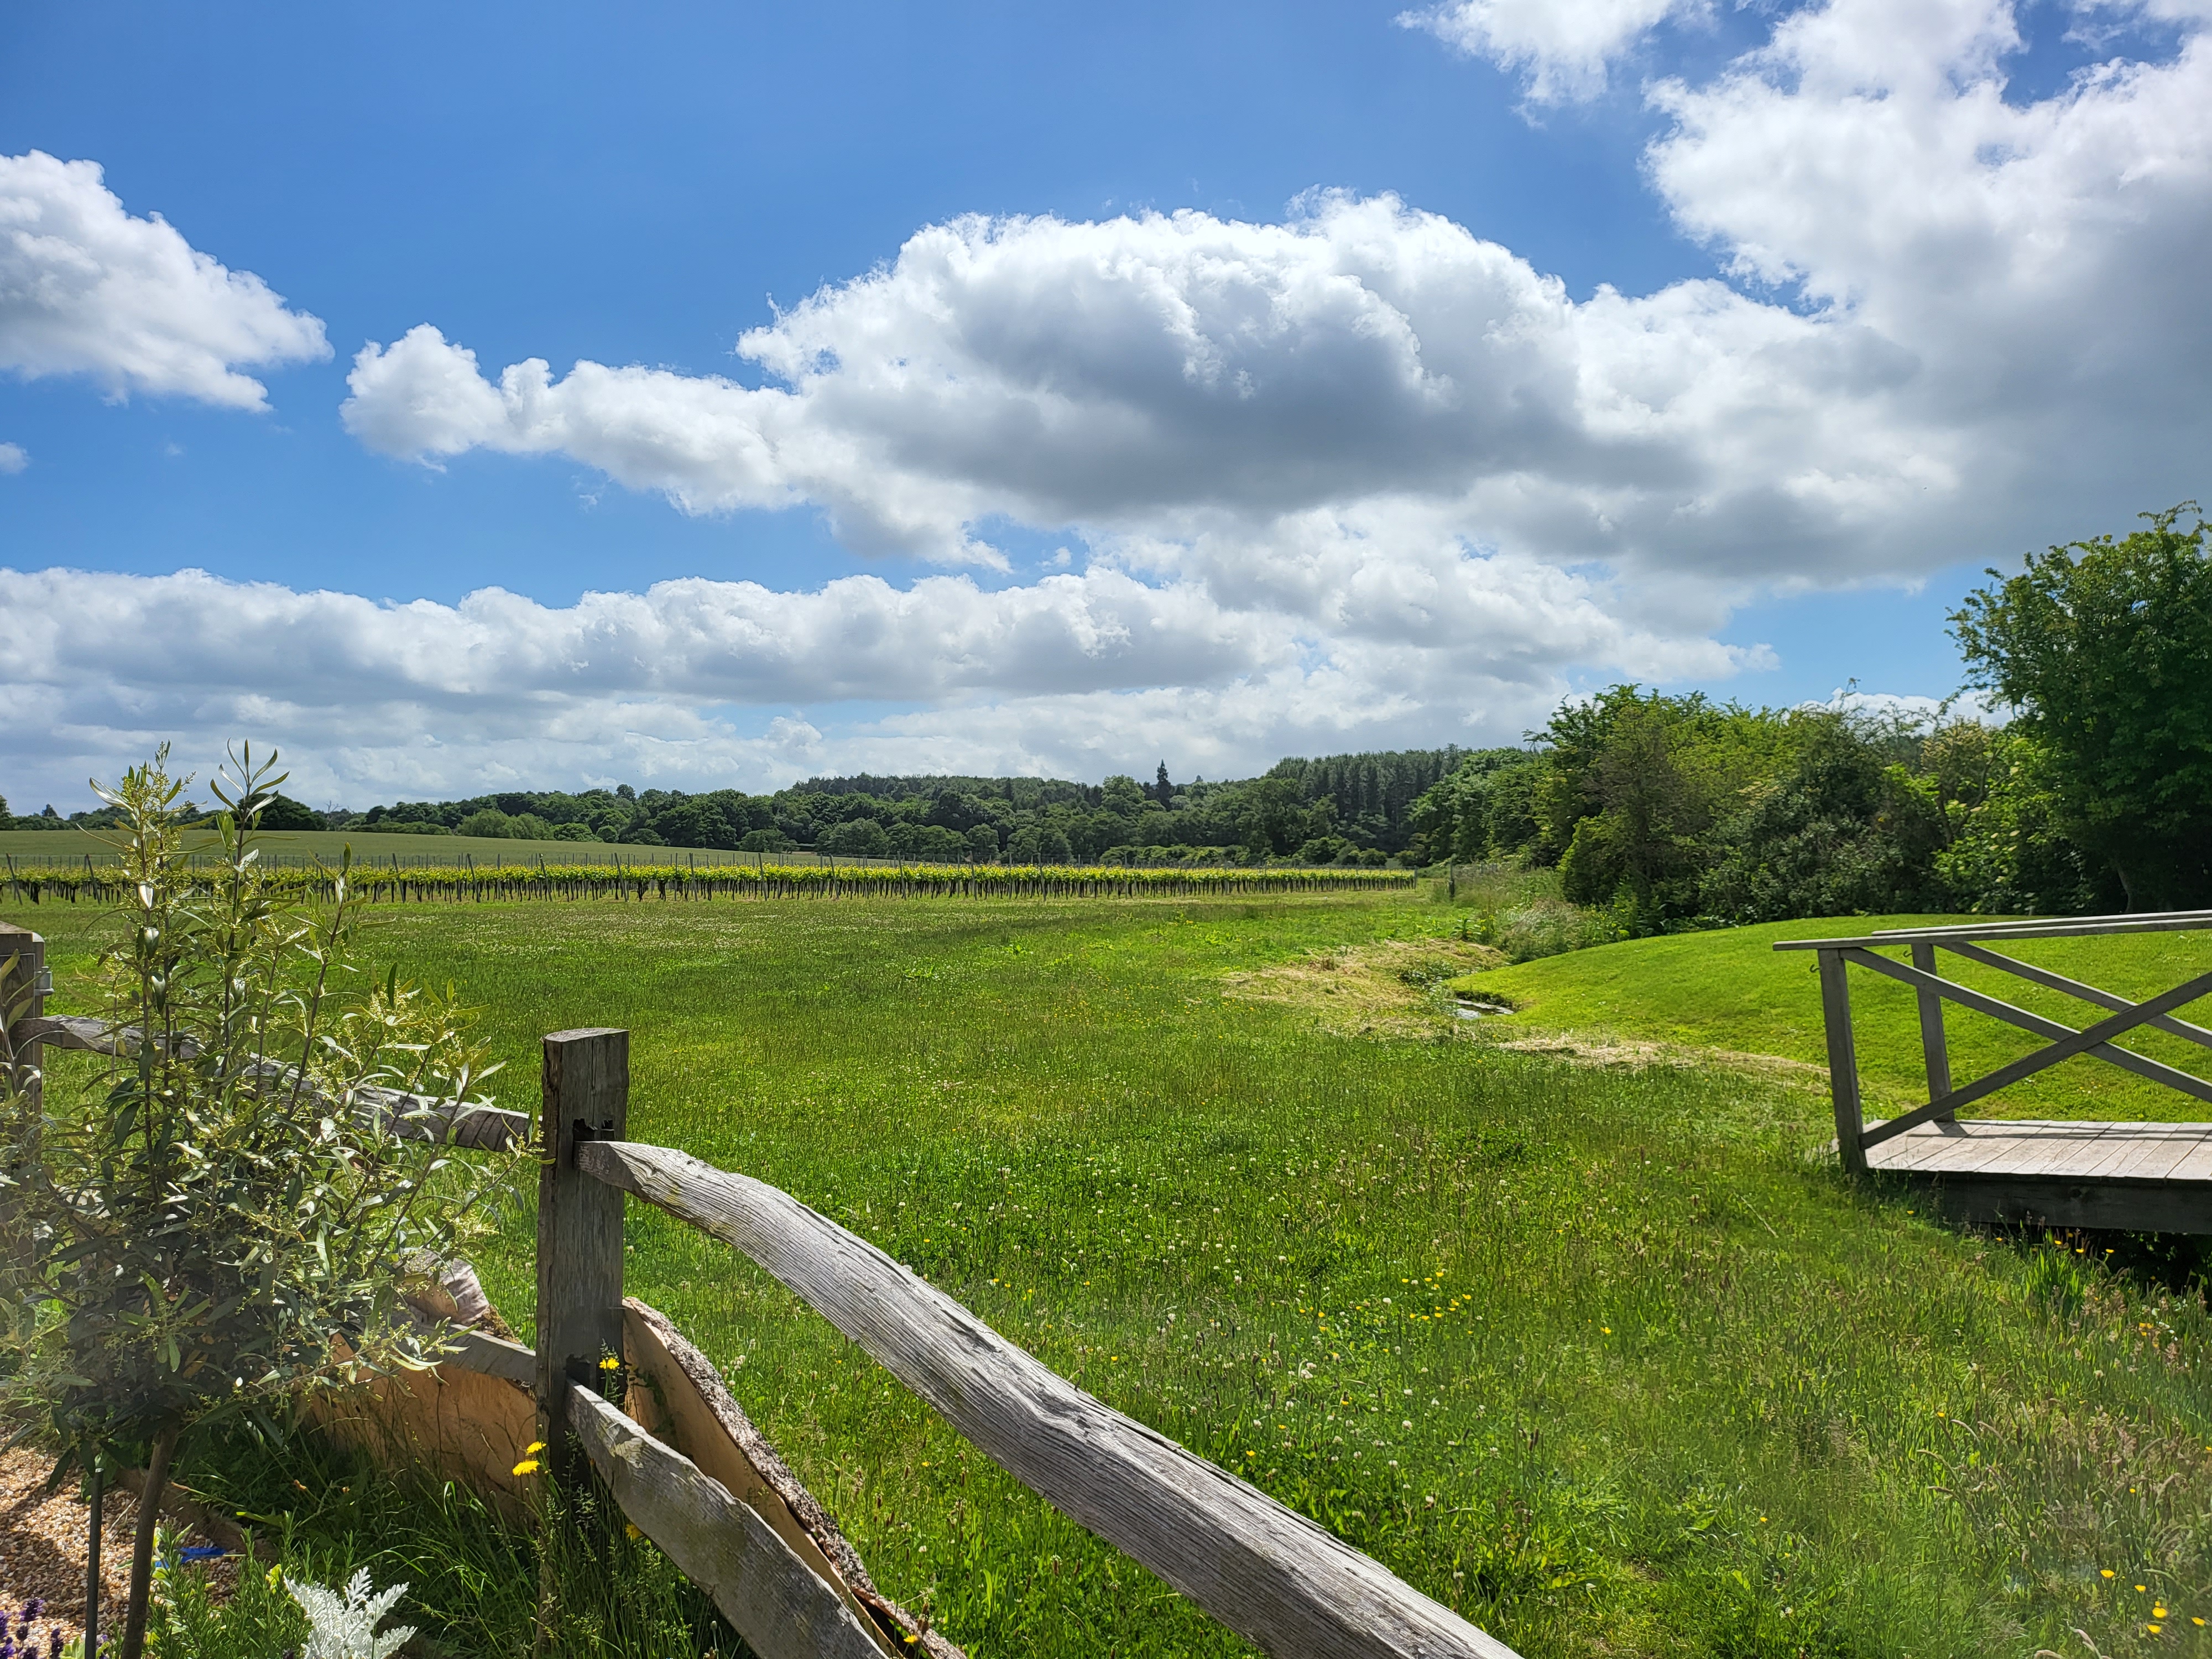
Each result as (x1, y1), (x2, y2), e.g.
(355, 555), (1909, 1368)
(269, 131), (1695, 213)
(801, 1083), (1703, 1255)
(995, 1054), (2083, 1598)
(6, 0), (2212, 806)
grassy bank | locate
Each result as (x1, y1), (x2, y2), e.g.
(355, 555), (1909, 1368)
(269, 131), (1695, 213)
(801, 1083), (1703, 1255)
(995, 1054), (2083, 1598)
(1453, 917), (2212, 1121)
(10, 893), (2211, 1657)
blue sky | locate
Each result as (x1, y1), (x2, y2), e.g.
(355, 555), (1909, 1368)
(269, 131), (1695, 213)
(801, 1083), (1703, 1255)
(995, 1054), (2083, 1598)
(4, 0), (2209, 807)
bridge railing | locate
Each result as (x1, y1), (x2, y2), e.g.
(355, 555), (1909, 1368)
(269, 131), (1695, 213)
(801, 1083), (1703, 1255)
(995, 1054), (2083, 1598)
(1774, 911), (2212, 1171)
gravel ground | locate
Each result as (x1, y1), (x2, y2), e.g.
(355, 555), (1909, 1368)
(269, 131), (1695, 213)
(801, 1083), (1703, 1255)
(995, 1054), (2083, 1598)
(0, 1446), (238, 1655)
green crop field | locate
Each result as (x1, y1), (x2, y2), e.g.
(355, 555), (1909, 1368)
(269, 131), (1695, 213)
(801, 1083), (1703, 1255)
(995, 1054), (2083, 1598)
(8, 890), (2210, 1657)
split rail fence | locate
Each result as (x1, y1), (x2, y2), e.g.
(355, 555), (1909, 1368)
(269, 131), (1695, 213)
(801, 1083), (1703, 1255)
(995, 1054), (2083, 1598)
(0, 938), (1517, 1659)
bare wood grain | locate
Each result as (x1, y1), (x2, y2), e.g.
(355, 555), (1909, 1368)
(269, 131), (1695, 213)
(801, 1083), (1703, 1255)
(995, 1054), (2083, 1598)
(1818, 950), (1867, 1173)
(623, 1300), (962, 1658)
(579, 1138), (1520, 1659)
(537, 1029), (628, 1483)
(567, 1384), (890, 1659)
(1910, 941), (1952, 1115)
(439, 1328), (538, 1387)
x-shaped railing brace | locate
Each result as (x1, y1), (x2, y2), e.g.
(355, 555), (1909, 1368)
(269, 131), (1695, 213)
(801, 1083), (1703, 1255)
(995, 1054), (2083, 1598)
(1839, 947), (2212, 1150)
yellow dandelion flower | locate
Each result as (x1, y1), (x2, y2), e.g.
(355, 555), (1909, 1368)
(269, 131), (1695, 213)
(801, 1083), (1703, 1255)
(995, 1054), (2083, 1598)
(2153, 1605), (2168, 1618)
(2137, 1584), (2148, 1593)
(2148, 1625), (2162, 1634)
(513, 1457), (542, 1476)
(599, 1355), (622, 1371)
(2102, 1570), (2116, 1579)
(524, 1440), (547, 1454)
(626, 1523), (642, 1541)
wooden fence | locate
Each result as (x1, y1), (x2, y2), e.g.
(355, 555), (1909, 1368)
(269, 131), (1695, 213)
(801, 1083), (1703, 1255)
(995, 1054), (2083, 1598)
(0, 950), (1518, 1659)
(517, 1025), (1519, 1659)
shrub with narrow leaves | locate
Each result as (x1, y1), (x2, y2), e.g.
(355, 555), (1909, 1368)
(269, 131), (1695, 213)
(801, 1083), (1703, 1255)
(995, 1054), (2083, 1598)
(286, 1569), (415, 1659)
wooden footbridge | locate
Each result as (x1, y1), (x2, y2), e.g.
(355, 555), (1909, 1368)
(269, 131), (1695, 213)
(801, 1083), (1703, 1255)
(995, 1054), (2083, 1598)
(1777, 911), (2212, 1232)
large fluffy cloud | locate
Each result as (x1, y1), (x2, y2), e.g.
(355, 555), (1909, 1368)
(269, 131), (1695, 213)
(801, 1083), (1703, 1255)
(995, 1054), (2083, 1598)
(0, 555), (1751, 805)
(0, 150), (328, 408)
(343, 195), (1949, 580)
(341, 0), (2212, 603)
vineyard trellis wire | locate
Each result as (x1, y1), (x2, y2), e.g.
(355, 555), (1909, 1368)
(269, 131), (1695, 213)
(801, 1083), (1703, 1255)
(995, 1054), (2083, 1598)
(3, 855), (1416, 906)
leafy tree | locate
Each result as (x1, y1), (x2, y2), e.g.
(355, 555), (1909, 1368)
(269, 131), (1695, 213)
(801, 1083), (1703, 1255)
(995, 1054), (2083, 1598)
(456, 808), (512, 838)
(1929, 724), (2109, 915)
(1546, 691), (1786, 928)
(1953, 504), (2212, 909)
(0, 747), (511, 1659)
(1700, 712), (1947, 922)
(1102, 774), (1146, 816)
(257, 792), (325, 831)
(966, 822), (1000, 862)
(820, 817), (891, 856)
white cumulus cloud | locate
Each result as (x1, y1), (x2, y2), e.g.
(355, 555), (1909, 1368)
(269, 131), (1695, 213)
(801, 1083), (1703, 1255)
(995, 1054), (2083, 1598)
(0, 555), (1753, 807)
(0, 150), (328, 408)
(1398, 0), (1704, 102)
(339, 0), (2212, 609)
(342, 193), (1952, 581)
(0, 442), (24, 474)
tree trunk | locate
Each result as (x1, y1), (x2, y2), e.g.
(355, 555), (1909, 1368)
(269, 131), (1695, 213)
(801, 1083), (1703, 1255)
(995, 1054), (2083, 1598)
(118, 1426), (178, 1659)
(84, 1461), (103, 1659)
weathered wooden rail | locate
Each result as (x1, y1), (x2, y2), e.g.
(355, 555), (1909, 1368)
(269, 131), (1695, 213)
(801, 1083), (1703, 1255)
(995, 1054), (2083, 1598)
(1776, 911), (2212, 1231)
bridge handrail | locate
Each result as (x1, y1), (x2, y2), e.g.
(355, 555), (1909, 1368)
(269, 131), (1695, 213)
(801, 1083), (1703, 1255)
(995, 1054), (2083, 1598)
(1772, 910), (2212, 1172)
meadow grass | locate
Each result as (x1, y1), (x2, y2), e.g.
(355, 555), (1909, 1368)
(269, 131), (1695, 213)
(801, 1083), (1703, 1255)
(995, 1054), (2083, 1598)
(10, 892), (2212, 1658)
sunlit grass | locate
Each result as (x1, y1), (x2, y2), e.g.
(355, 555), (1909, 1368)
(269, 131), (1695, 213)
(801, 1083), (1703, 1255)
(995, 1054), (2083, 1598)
(12, 891), (2211, 1658)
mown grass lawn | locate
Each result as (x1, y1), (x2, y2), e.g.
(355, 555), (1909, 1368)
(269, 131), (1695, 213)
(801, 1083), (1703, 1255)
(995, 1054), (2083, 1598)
(9, 891), (2212, 1658)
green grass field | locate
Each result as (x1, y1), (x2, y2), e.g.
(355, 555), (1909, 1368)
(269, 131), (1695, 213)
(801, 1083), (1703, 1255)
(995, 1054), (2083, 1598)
(9, 891), (2211, 1658)
(1454, 917), (2212, 1122)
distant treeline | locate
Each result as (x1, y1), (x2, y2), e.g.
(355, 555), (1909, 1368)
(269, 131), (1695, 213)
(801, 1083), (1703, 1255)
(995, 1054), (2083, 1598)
(5, 750), (1468, 868)
(1412, 503), (2212, 928)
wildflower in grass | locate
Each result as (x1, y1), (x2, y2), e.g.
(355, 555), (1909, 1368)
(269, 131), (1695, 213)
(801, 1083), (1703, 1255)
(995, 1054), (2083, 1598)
(2103, 1570), (2116, 1579)
(512, 1458), (541, 1477)
(625, 1524), (641, 1541)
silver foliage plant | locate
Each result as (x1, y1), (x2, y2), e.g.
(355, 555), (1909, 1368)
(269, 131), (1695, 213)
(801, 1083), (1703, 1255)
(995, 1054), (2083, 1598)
(288, 1568), (418, 1659)
(0, 743), (520, 1659)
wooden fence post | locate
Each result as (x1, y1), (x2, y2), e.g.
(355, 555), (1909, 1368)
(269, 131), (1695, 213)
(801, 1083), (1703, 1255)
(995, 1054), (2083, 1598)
(0, 924), (46, 1114)
(1817, 949), (1867, 1173)
(1910, 941), (1952, 1119)
(536, 1028), (629, 1484)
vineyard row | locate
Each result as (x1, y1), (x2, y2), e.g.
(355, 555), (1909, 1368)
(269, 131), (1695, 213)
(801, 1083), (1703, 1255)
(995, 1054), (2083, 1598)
(4, 859), (1417, 906)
